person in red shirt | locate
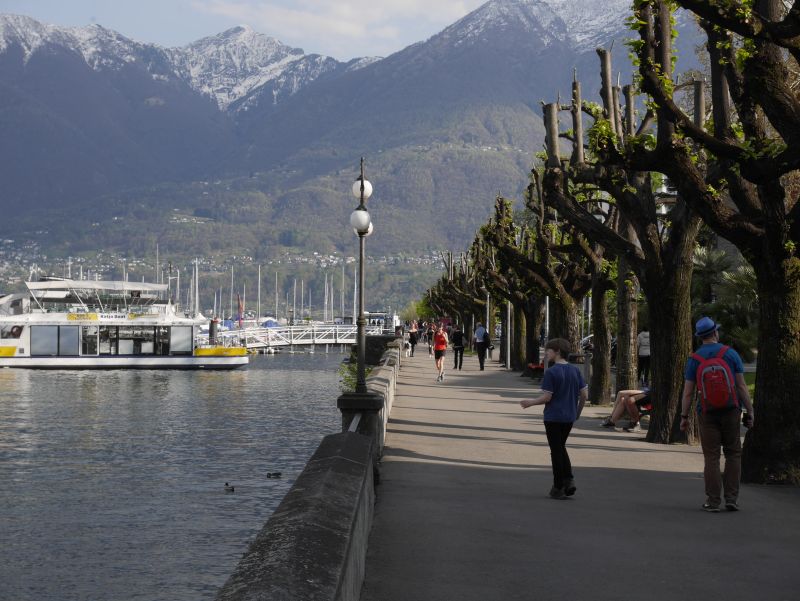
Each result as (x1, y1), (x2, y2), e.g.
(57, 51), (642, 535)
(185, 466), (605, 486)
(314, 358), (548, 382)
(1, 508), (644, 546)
(433, 324), (449, 382)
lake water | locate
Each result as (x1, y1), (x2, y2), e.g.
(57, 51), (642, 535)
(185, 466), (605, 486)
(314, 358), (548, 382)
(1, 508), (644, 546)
(0, 352), (345, 601)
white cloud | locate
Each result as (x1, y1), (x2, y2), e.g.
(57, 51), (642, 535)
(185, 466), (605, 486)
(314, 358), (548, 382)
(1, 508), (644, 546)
(191, 0), (485, 58)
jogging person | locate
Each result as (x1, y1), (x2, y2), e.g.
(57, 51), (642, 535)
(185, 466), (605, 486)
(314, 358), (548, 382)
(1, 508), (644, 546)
(433, 324), (449, 382)
(680, 316), (754, 512)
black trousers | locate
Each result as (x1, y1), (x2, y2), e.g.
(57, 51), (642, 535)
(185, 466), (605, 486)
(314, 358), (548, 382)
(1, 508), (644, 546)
(638, 355), (650, 383)
(544, 421), (574, 489)
(476, 343), (487, 369)
(453, 346), (464, 369)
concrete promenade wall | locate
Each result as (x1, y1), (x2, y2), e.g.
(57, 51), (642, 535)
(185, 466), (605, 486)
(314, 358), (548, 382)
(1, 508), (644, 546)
(366, 347), (399, 457)
(215, 343), (400, 601)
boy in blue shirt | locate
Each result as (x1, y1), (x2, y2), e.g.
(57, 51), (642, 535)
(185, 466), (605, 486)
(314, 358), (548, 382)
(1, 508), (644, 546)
(521, 338), (588, 499)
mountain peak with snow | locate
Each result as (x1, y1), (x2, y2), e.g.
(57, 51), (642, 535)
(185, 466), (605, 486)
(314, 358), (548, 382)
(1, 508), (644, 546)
(440, 0), (633, 51)
(0, 14), (367, 111)
(171, 25), (314, 109)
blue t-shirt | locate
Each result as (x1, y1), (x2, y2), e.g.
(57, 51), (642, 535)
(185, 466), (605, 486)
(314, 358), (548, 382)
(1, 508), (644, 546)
(684, 342), (744, 413)
(541, 363), (587, 423)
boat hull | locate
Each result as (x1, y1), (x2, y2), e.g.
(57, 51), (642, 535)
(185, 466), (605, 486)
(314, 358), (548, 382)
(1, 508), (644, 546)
(0, 356), (248, 370)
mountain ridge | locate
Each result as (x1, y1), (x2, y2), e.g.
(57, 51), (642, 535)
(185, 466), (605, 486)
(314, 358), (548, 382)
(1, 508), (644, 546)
(0, 1), (703, 266)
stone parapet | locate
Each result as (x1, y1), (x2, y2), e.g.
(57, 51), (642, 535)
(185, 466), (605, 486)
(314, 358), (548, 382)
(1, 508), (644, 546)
(215, 432), (375, 601)
(215, 341), (401, 601)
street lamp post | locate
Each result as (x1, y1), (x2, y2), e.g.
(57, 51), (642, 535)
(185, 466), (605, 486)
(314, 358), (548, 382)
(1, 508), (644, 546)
(338, 158), (383, 438)
(350, 157), (373, 393)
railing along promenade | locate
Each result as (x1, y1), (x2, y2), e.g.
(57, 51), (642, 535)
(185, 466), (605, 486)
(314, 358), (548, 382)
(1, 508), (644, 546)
(215, 333), (400, 601)
(199, 324), (388, 350)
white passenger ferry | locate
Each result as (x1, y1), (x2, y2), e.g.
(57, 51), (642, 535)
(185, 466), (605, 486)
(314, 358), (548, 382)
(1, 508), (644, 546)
(0, 279), (248, 369)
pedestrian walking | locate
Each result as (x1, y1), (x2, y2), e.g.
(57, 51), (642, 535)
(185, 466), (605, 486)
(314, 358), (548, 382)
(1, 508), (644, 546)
(520, 338), (587, 499)
(451, 323), (465, 370)
(433, 324), (449, 381)
(427, 322), (436, 357)
(637, 327), (651, 385)
(474, 322), (488, 370)
(679, 316), (755, 512)
(408, 325), (418, 357)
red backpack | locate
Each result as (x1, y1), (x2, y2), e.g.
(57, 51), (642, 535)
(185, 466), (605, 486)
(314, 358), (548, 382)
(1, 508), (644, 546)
(692, 346), (739, 413)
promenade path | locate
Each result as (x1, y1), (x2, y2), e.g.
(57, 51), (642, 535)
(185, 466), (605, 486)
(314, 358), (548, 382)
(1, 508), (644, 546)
(361, 353), (800, 601)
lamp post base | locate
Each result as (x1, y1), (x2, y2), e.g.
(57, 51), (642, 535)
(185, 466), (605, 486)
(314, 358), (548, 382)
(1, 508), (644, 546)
(337, 391), (384, 433)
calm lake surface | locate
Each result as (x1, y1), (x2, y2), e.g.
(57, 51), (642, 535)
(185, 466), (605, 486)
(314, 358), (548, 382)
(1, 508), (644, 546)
(0, 352), (345, 601)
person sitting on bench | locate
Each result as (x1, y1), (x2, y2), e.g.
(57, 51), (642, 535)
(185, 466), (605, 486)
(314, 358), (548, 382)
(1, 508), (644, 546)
(600, 387), (651, 432)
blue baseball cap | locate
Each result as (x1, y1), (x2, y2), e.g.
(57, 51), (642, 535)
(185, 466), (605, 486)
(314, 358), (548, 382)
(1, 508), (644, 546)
(695, 316), (720, 338)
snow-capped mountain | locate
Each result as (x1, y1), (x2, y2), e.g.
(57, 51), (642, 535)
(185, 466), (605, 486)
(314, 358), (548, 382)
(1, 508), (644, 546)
(0, 1), (702, 256)
(0, 14), (179, 78)
(167, 25), (361, 111)
(433, 0), (632, 52)
(0, 14), (366, 111)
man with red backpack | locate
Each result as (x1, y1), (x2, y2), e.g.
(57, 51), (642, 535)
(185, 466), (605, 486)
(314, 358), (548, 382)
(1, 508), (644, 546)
(680, 317), (755, 512)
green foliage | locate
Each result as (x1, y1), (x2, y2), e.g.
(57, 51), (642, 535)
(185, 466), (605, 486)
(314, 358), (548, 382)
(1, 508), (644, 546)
(588, 118), (618, 154)
(582, 101), (604, 120)
(338, 358), (373, 393)
(415, 295), (437, 320)
(735, 39), (757, 70)
(692, 249), (758, 362)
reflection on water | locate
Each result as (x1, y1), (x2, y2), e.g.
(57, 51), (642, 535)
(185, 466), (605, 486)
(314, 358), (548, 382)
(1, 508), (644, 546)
(0, 353), (344, 601)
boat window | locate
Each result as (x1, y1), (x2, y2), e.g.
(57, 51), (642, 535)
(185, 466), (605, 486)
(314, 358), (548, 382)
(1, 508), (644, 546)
(82, 326), (98, 356)
(99, 326), (117, 355)
(117, 326), (156, 355)
(58, 326), (80, 356)
(0, 325), (24, 339)
(30, 325), (59, 356)
(170, 326), (193, 355)
(155, 327), (170, 355)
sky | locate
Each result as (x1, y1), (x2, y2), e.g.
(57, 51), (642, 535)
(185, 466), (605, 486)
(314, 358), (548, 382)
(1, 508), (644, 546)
(0, 0), (488, 59)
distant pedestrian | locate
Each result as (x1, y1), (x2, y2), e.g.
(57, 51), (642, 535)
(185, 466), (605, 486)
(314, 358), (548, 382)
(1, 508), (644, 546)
(408, 326), (418, 357)
(474, 322), (488, 370)
(433, 324), (449, 382)
(427, 322), (436, 356)
(451, 323), (465, 370)
(680, 317), (754, 512)
(520, 338), (587, 499)
(637, 327), (651, 385)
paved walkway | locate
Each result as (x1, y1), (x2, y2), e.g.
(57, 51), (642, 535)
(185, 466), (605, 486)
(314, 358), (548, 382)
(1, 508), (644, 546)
(361, 353), (800, 601)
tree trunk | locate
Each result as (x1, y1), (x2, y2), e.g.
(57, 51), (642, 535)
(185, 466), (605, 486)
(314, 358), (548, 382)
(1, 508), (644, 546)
(644, 267), (694, 444)
(512, 303), (526, 370)
(616, 257), (638, 391)
(590, 286), (612, 405)
(549, 297), (581, 352)
(524, 296), (545, 367)
(742, 257), (800, 484)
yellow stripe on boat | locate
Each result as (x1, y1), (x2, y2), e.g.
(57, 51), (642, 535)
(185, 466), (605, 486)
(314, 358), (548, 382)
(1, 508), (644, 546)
(0, 346), (17, 356)
(194, 347), (248, 357)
